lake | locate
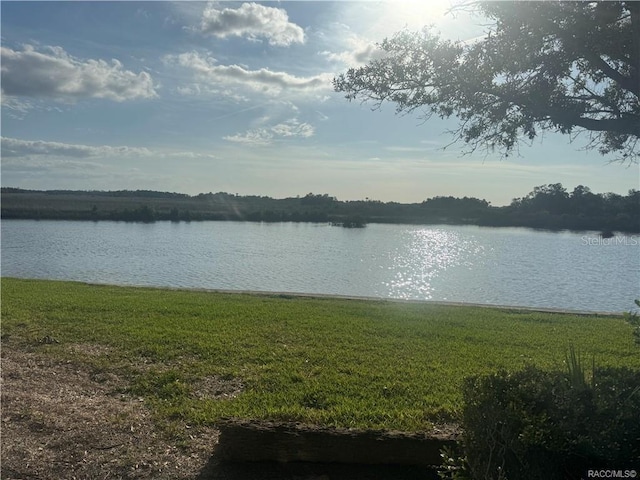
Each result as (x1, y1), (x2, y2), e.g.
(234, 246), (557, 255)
(1, 220), (638, 313)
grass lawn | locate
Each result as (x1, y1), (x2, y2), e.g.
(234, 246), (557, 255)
(2, 277), (638, 433)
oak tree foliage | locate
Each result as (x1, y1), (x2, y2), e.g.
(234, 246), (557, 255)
(333, 1), (639, 162)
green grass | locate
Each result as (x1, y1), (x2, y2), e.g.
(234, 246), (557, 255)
(2, 277), (639, 432)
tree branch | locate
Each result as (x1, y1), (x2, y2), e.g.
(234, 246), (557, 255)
(581, 52), (640, 98)
(571, 116), (639, 136)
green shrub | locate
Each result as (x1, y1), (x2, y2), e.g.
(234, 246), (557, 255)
(456, 366), (640, 480)
(623, 299), (640, 346)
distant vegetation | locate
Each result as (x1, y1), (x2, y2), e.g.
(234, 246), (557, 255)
(1, 184), (638, 232)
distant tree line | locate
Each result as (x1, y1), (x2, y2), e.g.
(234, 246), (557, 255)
(484, 184), (639, 232)
(1, 187), (191, 199)
(1, 185), (638, 233)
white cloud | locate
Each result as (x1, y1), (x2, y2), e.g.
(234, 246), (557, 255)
(198, 2), (305, 46)
(384, 146), (434, 153)
(223, 129), (273, 146)
(1, 137), (153, 158)
(223, 118), (315, 146)
(1, 97), (37, 119)
(166, 51), (332, 97)
(0, 137), (220, 162)
(316, 21), (387, 68)
(165, 151), (217, 159)
(322, 41), (386, 67)
(271, 119), (314, 138)
(0, 45), (158, 102)
(175, 82), (250, 102)
(1, 156), (106, 173)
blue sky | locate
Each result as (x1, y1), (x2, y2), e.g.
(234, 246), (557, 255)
(1, 1), (637, 205)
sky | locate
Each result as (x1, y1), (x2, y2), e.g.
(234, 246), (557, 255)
(1, 1), (638, 206)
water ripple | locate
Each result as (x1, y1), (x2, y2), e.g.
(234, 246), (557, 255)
(1, 220), (638, 312)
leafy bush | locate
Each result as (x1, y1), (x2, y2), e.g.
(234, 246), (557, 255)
(452, 366), (640, 480)
(623, 299), (640, 346)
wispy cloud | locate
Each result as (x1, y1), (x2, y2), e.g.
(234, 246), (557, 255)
(165, 51), (332, 98)
(224, 118), (315, 146)
(1, 137), (216, 161)
(0, 45), (158, 103)
(197, 2), (305, 46)
(325, 43), (385, 66)
(321, 33), (386, 67)
(164, 151), (217, 160)
(384, 146), (434, 153)
(1, 137), (153, 158)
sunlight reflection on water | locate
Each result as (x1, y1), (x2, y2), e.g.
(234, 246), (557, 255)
(2, 220), (638, 312)
(385, 229), (486, 299)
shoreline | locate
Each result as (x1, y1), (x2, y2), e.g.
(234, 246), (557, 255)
(171, 288), (627, 317)
(3, 216), (640, 236)
(3, 276), (627, 317)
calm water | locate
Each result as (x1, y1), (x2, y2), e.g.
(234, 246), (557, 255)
(2, 220), (638, 312)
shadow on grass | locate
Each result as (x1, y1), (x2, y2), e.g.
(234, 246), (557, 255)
(196, 457), (440, 480)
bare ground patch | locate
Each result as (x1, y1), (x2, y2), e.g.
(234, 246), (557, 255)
(1, 345), (218, 480)
(1, 342), (448, 479)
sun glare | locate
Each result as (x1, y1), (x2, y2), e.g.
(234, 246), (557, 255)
(350, 0), (474, 41)
(383, 1), (455, 29)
